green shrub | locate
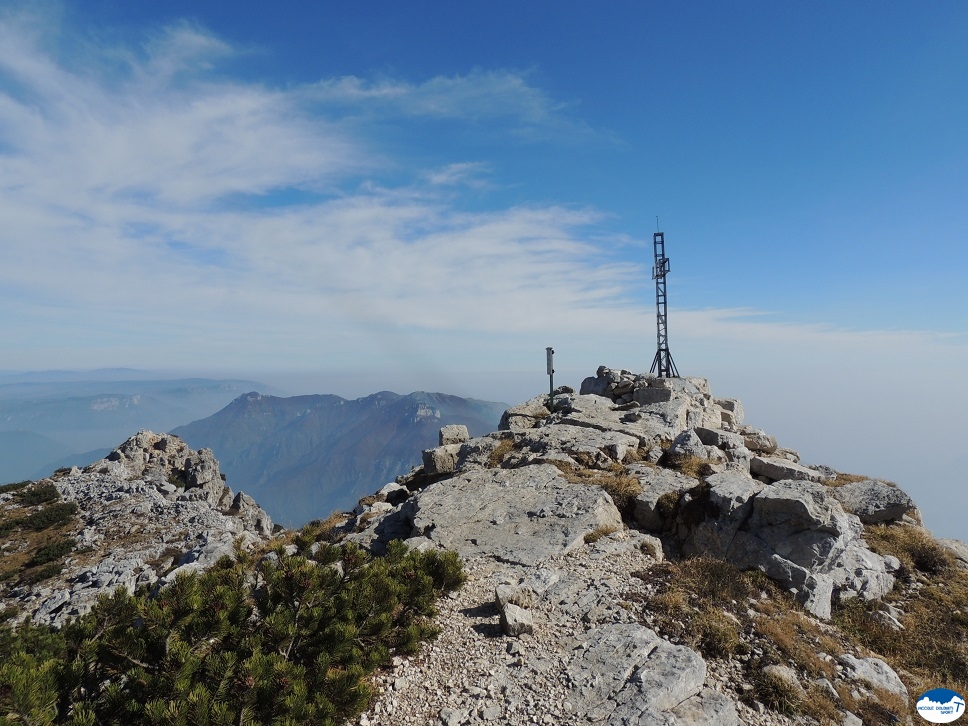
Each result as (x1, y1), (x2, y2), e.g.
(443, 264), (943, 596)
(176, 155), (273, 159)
(0, 481), (30, 494)
(22, 502), (78, 532)
(0, 538), (465, 725)
(28, 539), (76, 567)
(15, 484), (61, 507)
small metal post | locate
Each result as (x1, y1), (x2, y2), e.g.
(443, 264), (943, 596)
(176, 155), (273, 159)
(546, 347), (555, 409)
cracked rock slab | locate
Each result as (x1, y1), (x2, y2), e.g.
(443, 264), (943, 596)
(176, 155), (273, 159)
(566, 623), (708, 724)
(411, 464), (622, 566)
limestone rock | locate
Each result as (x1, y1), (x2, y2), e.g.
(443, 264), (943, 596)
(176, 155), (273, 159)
(742, 430), (778, 454)
(514, 424), (640, 469)
(566, 623), (709, 722)
(714, 397), (744, 426)
(422, 444), (462, 475)
(939, 538), (968, 570)
(668, 429), (708, 460)
(409, 465), (623, 566)
(499, 602), (533, 636)
(682, 472), (764, 557)
(750, 455), (823, 483)
(630, 465), (698, 531)
(4, 431), (272, 628)
(831, 479), (915, 524)
(439, 424), (470, 446)
(499, 396), (551, 431)
(725, 480), (894, 616)
(838, 654), (908, 700)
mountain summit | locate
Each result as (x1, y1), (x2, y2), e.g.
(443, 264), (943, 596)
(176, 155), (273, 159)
(327, 366), (967, 725)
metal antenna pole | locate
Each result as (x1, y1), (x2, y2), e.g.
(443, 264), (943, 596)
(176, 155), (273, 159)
(649, 230), (679, 378)
(546, 347), (555, 410)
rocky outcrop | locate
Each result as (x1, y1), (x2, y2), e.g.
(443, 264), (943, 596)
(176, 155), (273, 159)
(831, 479), (916, 524)
(341, 365), (941, 725)
(0, 431), (272, 627)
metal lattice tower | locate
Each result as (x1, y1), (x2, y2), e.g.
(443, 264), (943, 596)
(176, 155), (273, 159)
(649, 231), (679, 378)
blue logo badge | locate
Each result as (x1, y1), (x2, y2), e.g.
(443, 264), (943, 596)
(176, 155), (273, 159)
(917, 689), (966, 723)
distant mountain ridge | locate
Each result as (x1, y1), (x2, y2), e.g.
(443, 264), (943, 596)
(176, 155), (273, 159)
(172, 390), (509, 526)
(0, 376), (274, 483)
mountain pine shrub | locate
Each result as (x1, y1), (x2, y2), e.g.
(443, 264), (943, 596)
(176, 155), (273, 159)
(0, 538), (464, 725)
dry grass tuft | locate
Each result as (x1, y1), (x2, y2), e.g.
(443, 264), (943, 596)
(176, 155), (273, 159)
(863, 523), (953, 576)
(548, 461), (642, 517)
(826, 472), (869, 488)
(665, 454), (713, 479)
(751, 668), (803, 716)
(487, 437), (515, 468)
(755, 612), (839, 679)
(584, 523), (621, 544)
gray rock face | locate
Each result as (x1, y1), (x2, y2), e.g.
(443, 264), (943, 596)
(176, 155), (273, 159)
(668, 430), (708, 460)
(439, 424), (470, 446)
(410, 465), (622, 566)
(726, 480), (893, 616)
(566, 623), (709, 723)
(498, 396), (552, 431)
(750, 455), (823, 483)
(831, 479), (915, 523)
(422, 444), (462, 475)
(741, 430), (778, 454)
(682, 472), (764, 558)
(513, 424), (640, 469)
(940, 538), (968, 570)
(499, 603), (533, 636)
(838, 654), (908, 700)
(631, 466), (698, 531)
(2, 431), (272, 628)
(714, 397), (744, 426)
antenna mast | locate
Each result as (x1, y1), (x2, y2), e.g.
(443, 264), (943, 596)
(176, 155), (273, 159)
(649, 229), (679, 378)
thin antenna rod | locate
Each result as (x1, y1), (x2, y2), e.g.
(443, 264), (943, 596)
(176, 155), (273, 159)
(649, 228), (679, 378)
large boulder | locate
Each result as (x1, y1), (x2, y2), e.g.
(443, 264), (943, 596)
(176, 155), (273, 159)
(831, 479), (915, 524)
(408, 464), (622, 566)
(668, 429), (708, 460)
(630, 465), (699, 531)
(750, 455), (823, 483)
(725, 480), (894, 617)
(514, 424), (641, 469)
(682, 472), (765, 557)
(566, 623), (711, 723)
(499, 395), (552, 431)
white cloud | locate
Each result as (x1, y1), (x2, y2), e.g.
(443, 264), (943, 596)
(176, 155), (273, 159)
(304, 69), (603, 142)
(307, 70), (560, 121)
(0, 14), (638, 369)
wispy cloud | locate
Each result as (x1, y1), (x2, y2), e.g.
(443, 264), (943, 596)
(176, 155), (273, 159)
(0, 14), (636, 370)
(305, 69), (602, 142)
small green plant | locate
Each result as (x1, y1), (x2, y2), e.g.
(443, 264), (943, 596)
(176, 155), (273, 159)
(22, 502), (79, 532)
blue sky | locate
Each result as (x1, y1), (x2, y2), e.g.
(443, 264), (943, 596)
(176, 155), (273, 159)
(1, 2), (966, 537)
